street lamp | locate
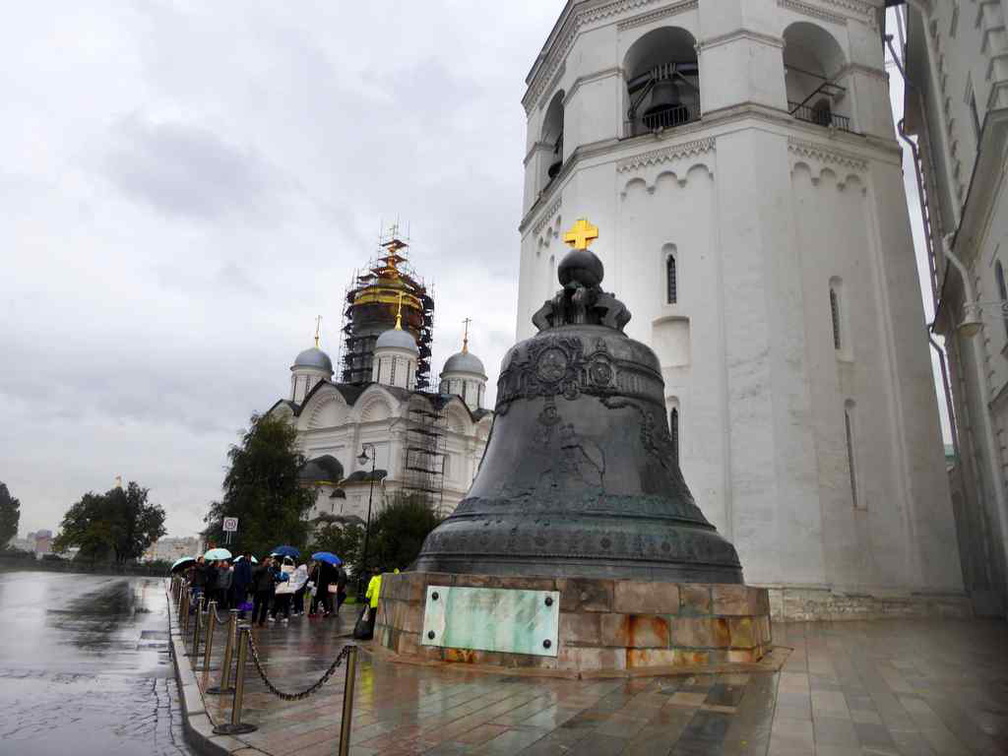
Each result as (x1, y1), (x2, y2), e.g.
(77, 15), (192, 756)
(357, 443), (376, 600)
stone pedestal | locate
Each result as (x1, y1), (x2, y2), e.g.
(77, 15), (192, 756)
(376, 572), (771, 674)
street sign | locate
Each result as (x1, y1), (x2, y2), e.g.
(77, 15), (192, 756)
(223, 517), (239, 533)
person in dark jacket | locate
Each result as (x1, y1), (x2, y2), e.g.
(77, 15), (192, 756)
(232, 553), (253, 611)
(251, 557), (278, 627)
(189, 556), (207, 604)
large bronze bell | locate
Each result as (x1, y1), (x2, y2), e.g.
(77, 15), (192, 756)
(415, 221), (743, 583)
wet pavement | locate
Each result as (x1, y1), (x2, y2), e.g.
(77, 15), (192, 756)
(0, 570), (190, 756)
(190, 604), (1008, 755)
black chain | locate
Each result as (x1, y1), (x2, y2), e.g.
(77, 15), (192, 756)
(245, 632), (354, 701)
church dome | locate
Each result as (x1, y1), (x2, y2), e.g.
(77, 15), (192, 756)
(376, 327), (419, 354)
(294, 346), (333, 372)
(443, 350), (486, 377)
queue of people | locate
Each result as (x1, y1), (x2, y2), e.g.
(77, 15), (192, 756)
(183, 552), (349, 628)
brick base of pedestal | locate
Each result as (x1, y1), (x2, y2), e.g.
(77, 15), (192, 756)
(375, 572), (771, 674)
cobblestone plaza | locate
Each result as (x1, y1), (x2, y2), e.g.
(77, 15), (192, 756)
(188, 613), (1007, 755)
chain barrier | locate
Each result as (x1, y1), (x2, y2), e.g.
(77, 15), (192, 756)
(246, 632), (355, 701)
(213, 607), (231, 624)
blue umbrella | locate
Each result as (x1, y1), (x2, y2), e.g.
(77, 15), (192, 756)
(204, 547), (232, 561)
(311, 551), (342, 566)
(271, 545), (300, 559)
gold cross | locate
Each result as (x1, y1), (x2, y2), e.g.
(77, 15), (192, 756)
(563, 218), (599, 250)
(462, 317), (472, 353)
(314, 315), (322, 347)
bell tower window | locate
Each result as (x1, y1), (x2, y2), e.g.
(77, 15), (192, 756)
(540, 91), (565, 191)
(624, 27), (699, 137)
(666, 252), (678, 304)
(783, 23), (851, 132)
(996, 260), (1007, 339)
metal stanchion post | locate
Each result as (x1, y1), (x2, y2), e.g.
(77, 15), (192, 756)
(337, 646), (358, 756)
(191, 596), (203, 655)
(206, 609), (237, 695)
(180, 590), (190, 634)
(212, 626), (257, 735)
(201, 601), (217, 685)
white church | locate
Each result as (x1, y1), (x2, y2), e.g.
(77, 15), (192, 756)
(269, 296), (493, 524)
(516, 0), (967, 617)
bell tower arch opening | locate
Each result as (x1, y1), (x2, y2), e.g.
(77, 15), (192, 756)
(540, 90), (565, 191)
(782, 22), (851, 131)
(623, 27), (699, 137)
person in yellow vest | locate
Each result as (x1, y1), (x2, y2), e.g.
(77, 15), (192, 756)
(356, 567), (383, 640)
(364, 567), (382, 609)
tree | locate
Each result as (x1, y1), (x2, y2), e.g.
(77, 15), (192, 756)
(361, 493), (442, 574)
(52, 482), (166, 564)
(0, 483), (20, 548)
(311, 517), (363, 570)
(203, 413), (315, 559)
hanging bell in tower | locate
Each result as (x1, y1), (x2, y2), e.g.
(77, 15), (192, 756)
(415, 220), (743, 583)
(643, 75), (687, 130)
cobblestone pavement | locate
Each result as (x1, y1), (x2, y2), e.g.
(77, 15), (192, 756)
(194, 613), (1008, 755)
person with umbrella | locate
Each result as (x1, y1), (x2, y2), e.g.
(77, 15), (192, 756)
(250, 556), (280, 627)
(308, 552), (341, 618)
(231, 551), (253, 612)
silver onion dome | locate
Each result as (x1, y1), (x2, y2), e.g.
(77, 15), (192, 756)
(443, 350), (486, 378)
(293, 347), (333, 373)
(375, 327), (419, 354)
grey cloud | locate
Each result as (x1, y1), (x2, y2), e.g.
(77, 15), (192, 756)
(102, 114), (284, 222)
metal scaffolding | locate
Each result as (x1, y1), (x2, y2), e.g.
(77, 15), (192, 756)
(339, 229), (435, 389)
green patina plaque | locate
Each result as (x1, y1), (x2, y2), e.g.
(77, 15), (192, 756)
(421, 585), (560, 657)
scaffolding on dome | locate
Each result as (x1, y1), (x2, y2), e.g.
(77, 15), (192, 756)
(338, 227), (435, 388)
(399, 396), (448, 516)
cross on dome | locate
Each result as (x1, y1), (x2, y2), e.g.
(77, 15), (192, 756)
(563, 218), (599, 250)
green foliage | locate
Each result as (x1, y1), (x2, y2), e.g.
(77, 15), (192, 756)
(0, 483), (20, 547)
(311, 517), (363, 568)
(361, 493), (441, 574)
(52, 482), (166, 564)
(203, 413), (315, 559)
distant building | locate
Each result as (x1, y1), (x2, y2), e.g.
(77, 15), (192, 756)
(29, 530), (53, 558)
(143, 536), (202, 563)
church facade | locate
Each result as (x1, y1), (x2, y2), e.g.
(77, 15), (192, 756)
(516, 0), (965, 615)
(269, 237), (493, 523)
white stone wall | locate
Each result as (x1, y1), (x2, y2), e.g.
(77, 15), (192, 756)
(516, 0), (962, 596)
(272, 383), (492, 523)
(905, 0), (1008, 615)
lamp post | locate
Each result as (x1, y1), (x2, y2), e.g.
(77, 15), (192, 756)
(357, 443), (376, 600)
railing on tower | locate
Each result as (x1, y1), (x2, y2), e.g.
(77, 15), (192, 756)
(788, 101), (852, 133)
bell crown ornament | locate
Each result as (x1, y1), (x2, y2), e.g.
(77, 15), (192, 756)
(415, 220), (743, 583)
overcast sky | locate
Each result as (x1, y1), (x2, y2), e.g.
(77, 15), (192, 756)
(2, 1), (559, 538)
(2, 4), (944, 541)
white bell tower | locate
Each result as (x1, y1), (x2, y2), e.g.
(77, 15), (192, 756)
(515, 0), (963, 605)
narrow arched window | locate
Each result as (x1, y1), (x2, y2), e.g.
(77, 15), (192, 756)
(667, 255), (678, 304)
(670, 408), (680, 466)
(996, 260), (1008, 339)
(844, 400), (862, 509)
(830, 287), (842, 350)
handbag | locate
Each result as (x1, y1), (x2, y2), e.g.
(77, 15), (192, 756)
(353, 606), (374, 640)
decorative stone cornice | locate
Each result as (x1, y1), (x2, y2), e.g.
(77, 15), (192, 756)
(562, 67), (622, 108)
(787, 136), (869, 173)
(532, 196), (563, 237)
(617, 137), (716, 172)
(777, 0), (847, 26)
(537, 63), (567, 111)
(777, 0), (877, 28)
(616, 0), (698, 31)
(697, 29), (784, 52)
(525, 0), (670, 113)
